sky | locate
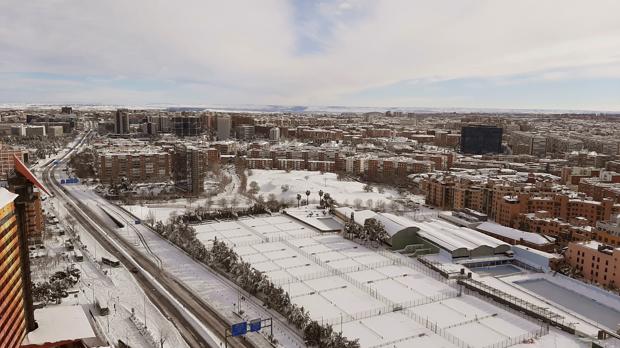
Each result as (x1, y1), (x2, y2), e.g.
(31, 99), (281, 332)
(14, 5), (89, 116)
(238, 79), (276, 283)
(2, 0), (620, 111)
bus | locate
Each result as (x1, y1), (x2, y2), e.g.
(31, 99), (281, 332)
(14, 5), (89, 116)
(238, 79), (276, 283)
(101, 257), (120, 267)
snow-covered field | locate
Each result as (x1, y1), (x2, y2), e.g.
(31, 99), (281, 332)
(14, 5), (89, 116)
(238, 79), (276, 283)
(247, 170), (404, 208)
(193, 214), (551, 348)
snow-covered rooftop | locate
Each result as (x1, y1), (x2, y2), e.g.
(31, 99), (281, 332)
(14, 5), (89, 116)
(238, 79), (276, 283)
(0, 187), (18, 208)
(476, 222), (555, 245)
(22, 306), (97, 347)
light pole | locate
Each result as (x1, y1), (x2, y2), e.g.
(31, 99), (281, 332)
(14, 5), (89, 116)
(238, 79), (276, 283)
(144, 294), (147, 329)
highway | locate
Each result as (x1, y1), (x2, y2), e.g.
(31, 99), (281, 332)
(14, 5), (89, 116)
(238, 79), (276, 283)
(40, 130), (260, 348)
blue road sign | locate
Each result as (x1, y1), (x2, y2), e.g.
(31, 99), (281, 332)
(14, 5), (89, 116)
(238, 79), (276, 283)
(231, 322), (247, 337)
(249, 319), (261, 332)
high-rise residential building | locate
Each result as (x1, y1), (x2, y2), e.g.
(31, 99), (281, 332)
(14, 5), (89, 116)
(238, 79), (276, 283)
(235, 125), (255, 140)
(1, 156), (47, 348)
(269, 127), (280, 142)
(172, 115), (201, 137)
(460, 125), (503, 155)
(114, 108), (130, 134)
(173, 145), (204, 195)
(0, 188), (28, 348)
(141, 121), (157, 135)
(217, 114), (232, 140)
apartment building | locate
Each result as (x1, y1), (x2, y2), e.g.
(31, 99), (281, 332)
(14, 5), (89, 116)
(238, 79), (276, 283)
(566, 241), (619, 287)
(517, 211), (592, 243)
(114, 108), (130, 134)
(0, 188), (28, 348)
(1, 157), (46, 348)
(578, 171), (620, 203)
(96, 150), (171, 184)
(594, 217), (620, 247)
(173, 145), (205, 195)
(366, 157), (434, 181)
(561, 167), (601, 186)
(172, 115), (201, 137)
(496, 194), (618, 228)
(509, 131), (547, 157)
(423, 172), (620, 230)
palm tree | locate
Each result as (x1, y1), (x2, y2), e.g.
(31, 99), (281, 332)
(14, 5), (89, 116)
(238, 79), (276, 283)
(296, 193), (302, 208)
(305, 190), (310, 206)
(318, 190), (324, 207)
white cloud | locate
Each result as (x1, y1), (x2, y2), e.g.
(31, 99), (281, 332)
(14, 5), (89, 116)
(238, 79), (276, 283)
(1, 0), (620, 107)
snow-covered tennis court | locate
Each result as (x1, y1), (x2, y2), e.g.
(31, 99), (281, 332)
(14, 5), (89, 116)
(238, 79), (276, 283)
(194, 214), (547, 347)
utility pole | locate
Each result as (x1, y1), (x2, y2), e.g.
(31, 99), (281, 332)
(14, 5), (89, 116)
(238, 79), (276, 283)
(144, 294), (147, 329)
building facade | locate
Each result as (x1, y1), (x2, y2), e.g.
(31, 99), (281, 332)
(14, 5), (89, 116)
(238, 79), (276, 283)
(97, 151), (171, 184)
(217, 115), (232, 140)
(114, 109), (130, 134)
(173, 145), (205, 195)
(172, 115), (201, 137)
(460, 125), (503, 155)
(566, 241), (619, 287)
(0, 189), (28, 348)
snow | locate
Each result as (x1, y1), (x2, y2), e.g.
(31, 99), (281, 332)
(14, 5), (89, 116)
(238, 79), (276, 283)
(61, 185), (302, 347)
(476, 221), (555, 245)
(190, 214), (552, 347)
(247, 169), (402, 207)
(0, 187), (18, 208)
(474, 275), (603, 337)
(516, 278), (620, 331)
(23, 306), (97, 346)
(284, 207), (343, 232)
(122, 205), (180, 223)
(122, 165), (254, 224)
(41, 192), (191, 348)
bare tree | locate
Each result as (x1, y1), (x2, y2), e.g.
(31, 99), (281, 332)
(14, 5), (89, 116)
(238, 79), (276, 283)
(145, 210), (156, 226)
(375, 199), (386, 212)
(157, 327), (169, 348)
(366, 199), (373, 209)
(353, 198), (363, 209)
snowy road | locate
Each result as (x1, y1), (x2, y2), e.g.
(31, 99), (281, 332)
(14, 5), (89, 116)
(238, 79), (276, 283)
(45, 134), (304, 348)
(66, 184), (306, 348)
(41, 131), (253, 348)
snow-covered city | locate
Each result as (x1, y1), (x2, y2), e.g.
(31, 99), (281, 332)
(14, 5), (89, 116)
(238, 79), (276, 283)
(3, 2), (620, 348)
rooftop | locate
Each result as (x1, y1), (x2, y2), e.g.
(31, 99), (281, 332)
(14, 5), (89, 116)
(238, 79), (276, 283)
(22, 306), (98, 347)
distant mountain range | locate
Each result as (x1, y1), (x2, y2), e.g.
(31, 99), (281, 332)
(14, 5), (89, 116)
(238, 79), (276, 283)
(1, 103), (618, 115)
